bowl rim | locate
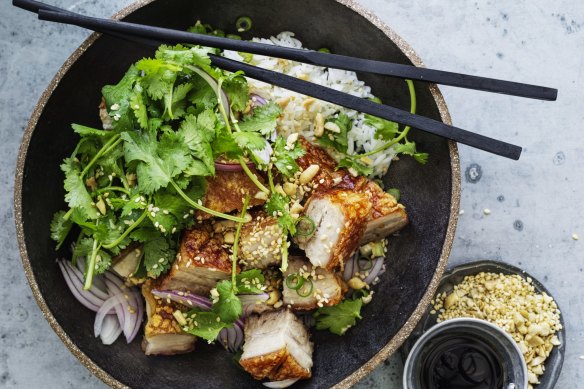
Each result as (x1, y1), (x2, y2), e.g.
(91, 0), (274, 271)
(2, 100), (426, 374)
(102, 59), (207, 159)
(12, 0), (461, 387)
(402, 317), (528, 389)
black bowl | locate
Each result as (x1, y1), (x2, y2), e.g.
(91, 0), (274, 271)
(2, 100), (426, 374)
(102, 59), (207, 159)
(14, 0), (460, 387)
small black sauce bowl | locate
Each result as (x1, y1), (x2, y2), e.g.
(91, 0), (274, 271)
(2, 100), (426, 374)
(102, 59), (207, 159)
(403, 317), (528, 389)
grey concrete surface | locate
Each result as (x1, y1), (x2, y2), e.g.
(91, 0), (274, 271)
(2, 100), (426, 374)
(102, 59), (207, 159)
(1, 0), (582, 388)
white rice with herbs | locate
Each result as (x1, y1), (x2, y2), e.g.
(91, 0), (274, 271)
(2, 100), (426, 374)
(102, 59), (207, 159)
(223, 32), (397, 177)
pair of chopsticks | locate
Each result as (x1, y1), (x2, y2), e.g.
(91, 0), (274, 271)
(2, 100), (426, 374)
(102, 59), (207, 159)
(14, 0), (557, 160)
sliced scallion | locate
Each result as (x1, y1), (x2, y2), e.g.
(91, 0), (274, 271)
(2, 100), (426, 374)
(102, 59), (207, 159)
(386, 188), (400, 202)
(285, 273), (304, 290)
(295, 216), (315, 237)
(297, 278), (314, 297)
(235, 16), (252, 32)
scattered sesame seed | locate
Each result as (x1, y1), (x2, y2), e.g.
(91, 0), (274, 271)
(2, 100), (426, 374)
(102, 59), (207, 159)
(483, 208), (491, 215)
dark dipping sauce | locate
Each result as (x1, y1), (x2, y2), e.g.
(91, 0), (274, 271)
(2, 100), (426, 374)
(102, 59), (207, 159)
(419, 335), (504, 389)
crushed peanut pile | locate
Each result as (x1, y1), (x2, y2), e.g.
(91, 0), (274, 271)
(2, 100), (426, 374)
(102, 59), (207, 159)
(431, 272), (562, 388)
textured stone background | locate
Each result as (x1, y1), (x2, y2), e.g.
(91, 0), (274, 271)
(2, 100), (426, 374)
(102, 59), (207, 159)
(1, 0), (582, 387)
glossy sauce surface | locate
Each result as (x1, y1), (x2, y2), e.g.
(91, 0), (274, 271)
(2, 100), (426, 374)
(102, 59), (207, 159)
(420, 335), (504, 389)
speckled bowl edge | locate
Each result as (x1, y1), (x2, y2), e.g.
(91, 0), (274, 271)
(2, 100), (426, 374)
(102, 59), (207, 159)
(13, 1), (461, 388)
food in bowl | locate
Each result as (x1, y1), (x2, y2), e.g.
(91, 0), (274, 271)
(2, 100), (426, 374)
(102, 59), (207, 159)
(50, 20), (426, 386)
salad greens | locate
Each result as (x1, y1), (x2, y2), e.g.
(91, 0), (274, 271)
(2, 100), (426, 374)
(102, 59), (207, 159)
(51, 43), (293, 289)
(313, 298), (363, 335)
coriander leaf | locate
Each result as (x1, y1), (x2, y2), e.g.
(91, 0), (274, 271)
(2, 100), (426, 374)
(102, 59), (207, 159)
(233, 131), (266, 151)
(212, 281), (242, 323)
(272, 137), (305, 177)
(94, 249), (112, 275)
(172, 82), (195, 103)
(238, 101), (281, 135)
(364, 114), (399, 141)
(183, 310), (226, 342)
(338, 157), (373, 177)
(73, 237), (94, 260)
(61, 158), (99, 219)
(143, 237), (175, 277)
(222, 71), (249, 112)
(211, 127), (242, 159)
(265, 192), (288, 218)
(178, 113), (216, 175)
(236, 269), (266, 294)
(168, 82), (194, 119)
(50, 211), (73, 247)
(184, 159), (211, 177)
(122, 193), (147, 217)
(179, 112), (216, 144)
(158, 131), (192, 175)
(316, 114), (351, 153)
(313, 298), (363, 335)
(102, 66), (139, 131)
(130, 226), (160, 243)
(265, 192), (296, 235)
(393, 141), (428, 165)
(121, 131), (189, 194)
(188, 75), (217, 113)
(155, 45), (213, 70)
(414, 152), (429, 164)
(130, 93), (148, 130)
(71, 123), (115, 138)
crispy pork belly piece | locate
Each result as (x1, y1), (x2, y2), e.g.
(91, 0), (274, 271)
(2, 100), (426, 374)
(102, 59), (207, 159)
(240, 310), (313, 381)
(195, 169), (266, 221)
(239, 211), (283, 269)
(359, 181), (408, 244)
(282, 256), (345, 311)
(157, 225), (237, 295)
(296, 137), (408, 242)
(299, 189), (371, 270)
(141, 281), (196, 356)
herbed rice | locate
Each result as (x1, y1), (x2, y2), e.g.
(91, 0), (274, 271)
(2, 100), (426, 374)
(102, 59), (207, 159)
(224, 32), (397, 177)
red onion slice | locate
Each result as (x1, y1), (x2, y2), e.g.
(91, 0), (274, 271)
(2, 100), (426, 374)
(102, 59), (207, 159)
(58, 261), (102, 312)
(262, 378), (300, 388)
(65, 260), (110, 301)
(94, 294), (124, 337)
(343, 254), (357, 281)
(104, 278), (133, 340)
(233, 319), (244, 351)
(250, 93), (267, 106)
(104, 272), (143, 343)
(100, 314), (122, 345)
(238, 293), (269, 317)
(151, 289), (212, 309)
(214, 161), (255, 172)
(362, 258), (385, 285)
(128, 288), (145, 343)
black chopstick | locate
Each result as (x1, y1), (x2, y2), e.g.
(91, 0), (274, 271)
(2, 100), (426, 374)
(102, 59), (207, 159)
(31, 7), (521, 160)
(13, 0), (522, 160)
(14, 0), (556, 101)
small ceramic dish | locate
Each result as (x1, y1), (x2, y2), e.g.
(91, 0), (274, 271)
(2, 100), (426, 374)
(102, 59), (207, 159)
(403, 318), (528, 389)
(401, 260), (566, 389)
